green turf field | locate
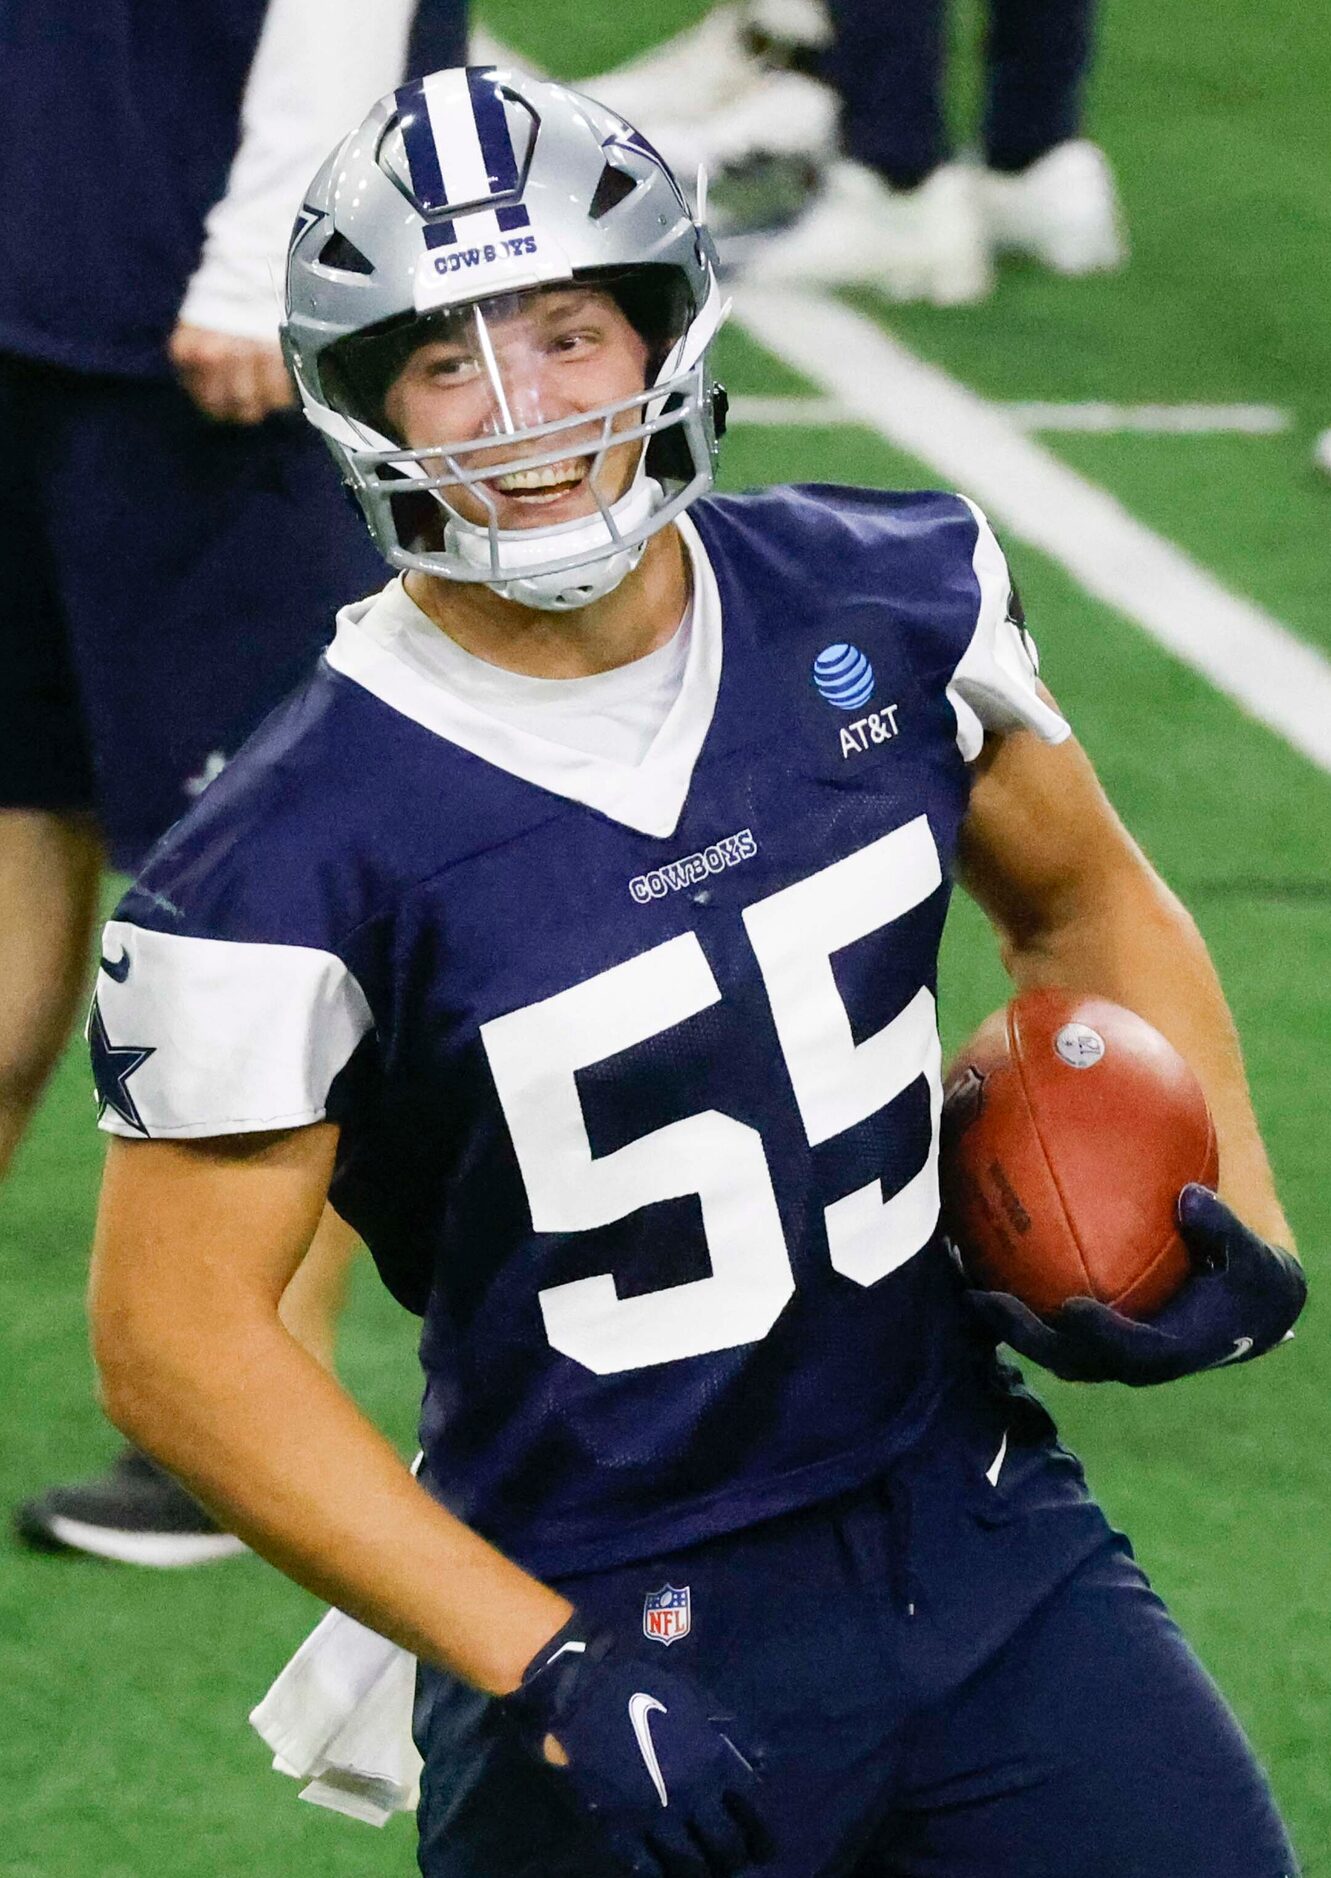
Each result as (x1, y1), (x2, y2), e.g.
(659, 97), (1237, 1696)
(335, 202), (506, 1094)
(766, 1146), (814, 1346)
(2, 2), (1329, 1871)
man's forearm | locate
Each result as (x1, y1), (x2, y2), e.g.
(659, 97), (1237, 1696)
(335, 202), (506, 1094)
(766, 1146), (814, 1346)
(1003, 857), (1295, 1253)
(92, 1290), (571, 1694)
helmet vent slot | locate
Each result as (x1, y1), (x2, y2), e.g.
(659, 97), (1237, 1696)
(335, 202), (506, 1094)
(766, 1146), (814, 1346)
(319, 232), (376, 275)
(588, 162), (640, 220)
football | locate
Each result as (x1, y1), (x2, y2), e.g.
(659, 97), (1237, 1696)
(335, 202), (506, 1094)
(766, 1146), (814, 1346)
(940, 989), (1219, 1320)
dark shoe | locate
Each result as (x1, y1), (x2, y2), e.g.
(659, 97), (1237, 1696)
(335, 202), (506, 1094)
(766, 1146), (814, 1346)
(14, 1446), (247, 1566)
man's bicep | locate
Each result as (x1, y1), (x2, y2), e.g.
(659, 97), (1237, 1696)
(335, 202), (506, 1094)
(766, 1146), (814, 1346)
(957, 695), (1147, 950)
(92, 1122), (340, 1334)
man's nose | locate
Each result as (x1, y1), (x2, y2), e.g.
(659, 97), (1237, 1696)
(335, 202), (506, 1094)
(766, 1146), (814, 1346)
(502, 375), (581, 435)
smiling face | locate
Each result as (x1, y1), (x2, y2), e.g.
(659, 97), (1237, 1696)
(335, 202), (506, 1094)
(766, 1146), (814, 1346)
(381, 286), (653, 532)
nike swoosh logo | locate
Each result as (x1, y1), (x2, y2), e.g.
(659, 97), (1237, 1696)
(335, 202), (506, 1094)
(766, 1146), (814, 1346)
(1213, 1336), (1254, 1367)
(628, 1692), (669, 1807)
(99, 950), (131, 983)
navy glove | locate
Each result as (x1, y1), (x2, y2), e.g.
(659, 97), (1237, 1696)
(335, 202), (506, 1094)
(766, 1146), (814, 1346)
(967, 1185), (1307, 1386)
(502, 1614), (774, 1878)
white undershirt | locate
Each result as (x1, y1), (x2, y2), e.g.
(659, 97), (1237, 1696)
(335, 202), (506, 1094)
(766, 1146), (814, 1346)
(364, 579), (695, 768)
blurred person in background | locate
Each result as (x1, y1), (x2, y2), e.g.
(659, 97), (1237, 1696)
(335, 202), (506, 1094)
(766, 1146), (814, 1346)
(587, 0), (1126, 302)
(585, 0), (840, 240)
(1, 0), (467, 1565)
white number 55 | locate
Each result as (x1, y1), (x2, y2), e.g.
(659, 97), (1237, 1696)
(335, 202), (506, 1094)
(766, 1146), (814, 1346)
(481, 815), (943, 1375)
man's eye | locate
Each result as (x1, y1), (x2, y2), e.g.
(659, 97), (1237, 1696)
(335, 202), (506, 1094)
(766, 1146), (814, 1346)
(428, 355), (481, 380)
(551, 329), (599, 354)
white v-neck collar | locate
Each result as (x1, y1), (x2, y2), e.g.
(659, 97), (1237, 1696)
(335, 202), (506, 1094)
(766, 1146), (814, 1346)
(324, 512), (721, 840)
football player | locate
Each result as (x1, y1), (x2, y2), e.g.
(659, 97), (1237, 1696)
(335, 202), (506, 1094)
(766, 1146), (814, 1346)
(88, 67), (1305, 1878)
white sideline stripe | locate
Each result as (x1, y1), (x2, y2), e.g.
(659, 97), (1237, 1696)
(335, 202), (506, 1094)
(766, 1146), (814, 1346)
(1000, 401), (1291, 435)
(730, 395), (1293, 435)
(732, 286), (1331, 774)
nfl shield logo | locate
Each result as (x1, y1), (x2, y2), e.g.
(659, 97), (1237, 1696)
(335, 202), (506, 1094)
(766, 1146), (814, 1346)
(643, 1583), (691, 1645)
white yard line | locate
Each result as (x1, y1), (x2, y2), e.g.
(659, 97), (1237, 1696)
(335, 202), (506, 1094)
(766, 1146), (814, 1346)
(728, 394), (855, 427)
(732, 285), (1331, 775)
(730, 395), (1292, 435)
(1000, 401), (1290, 434)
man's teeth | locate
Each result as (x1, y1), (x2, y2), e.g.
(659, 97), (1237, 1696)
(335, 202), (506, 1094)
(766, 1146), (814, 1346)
(492, 458), (586, 493)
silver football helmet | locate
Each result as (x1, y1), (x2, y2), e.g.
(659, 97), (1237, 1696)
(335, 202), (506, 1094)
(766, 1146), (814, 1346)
(283, 66), (728, 611)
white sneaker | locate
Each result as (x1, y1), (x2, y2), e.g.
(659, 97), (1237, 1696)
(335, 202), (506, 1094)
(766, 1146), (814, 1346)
(1315, 430), (1331, 477)
(740, 159), (993, 304)
(978, 140), (1128, 275)
(585, 0), (828, 131)
(648, 67), (838, 185)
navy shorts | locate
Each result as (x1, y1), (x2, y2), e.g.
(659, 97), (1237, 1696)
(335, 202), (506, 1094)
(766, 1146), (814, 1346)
(0, 351), (385, 871)
(415, 1389), (1297, 1878)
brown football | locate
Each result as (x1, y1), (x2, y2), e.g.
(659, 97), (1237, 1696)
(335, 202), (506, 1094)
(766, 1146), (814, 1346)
(940, 989), (1219, 1320)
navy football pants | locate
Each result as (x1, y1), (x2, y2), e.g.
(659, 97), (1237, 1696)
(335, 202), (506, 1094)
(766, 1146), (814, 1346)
(416, 1400), (1297, 1877)
(0, 353), (384, 871)
(825, 0), (1098, 189)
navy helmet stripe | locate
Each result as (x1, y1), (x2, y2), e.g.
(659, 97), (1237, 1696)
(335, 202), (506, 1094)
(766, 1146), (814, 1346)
(395, 79), (449, 214)
(465, 67), (521, 196)
(396, 70), (534, 248)
(465, 70), (532, 232)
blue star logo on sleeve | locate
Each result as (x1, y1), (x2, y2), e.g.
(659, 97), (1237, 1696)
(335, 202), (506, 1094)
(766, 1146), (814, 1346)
(89, 998), (155, 1134)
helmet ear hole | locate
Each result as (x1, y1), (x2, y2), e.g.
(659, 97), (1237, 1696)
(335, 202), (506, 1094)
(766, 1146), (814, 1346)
(644, 392), (689, 483)
(711, 383), (729, 442)
(385, 481), (445, 553)
(645, 381), (726, 481)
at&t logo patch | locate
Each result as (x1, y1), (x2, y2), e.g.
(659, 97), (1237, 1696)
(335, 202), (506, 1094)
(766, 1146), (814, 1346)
(643, 1583), (691, 1645)
(838, 704), (900, 760)
(812, 644), (875, 710)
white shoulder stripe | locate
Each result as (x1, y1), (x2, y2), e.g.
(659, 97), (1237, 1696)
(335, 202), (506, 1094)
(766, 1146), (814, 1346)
(94, 923), (372, 1140)
(946, 495), (1071, 761)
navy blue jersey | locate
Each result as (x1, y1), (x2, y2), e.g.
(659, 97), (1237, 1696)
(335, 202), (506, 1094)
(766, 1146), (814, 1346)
(0, 0), (465, 376)
(92, 485), (1069, 1575)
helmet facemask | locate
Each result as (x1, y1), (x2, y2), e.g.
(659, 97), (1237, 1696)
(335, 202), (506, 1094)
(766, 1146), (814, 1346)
(310, 269), (724, 612)
(284, 67), (729, 610)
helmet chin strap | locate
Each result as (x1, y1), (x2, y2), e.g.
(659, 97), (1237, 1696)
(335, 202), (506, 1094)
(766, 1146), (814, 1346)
(441, 476), (663, 613)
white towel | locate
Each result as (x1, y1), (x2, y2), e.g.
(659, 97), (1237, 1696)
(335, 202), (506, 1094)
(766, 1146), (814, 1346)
(250, 1605), (422, 1828)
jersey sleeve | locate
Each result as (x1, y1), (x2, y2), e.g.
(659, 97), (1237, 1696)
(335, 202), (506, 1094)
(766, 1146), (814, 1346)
(91, 919), (373, 1140)
(945, 496), (1071, 761)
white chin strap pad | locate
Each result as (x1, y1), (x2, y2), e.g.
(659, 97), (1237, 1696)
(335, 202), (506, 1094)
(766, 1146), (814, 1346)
(442, 478), (663, 612)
